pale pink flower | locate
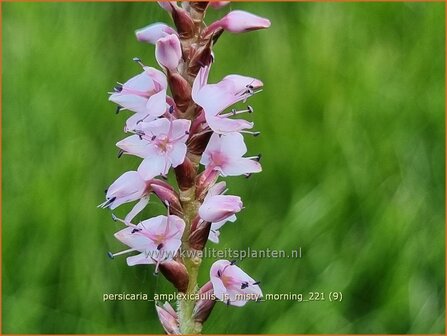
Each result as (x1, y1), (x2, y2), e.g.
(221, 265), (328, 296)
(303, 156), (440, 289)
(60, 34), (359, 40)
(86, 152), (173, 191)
(156, 302), (180, 334)
(200, 132), (261, 177)
(98, 170), (149, 214)
(209, 215), (236, 243)
(135, 23), (177, 44)
(210, 260), (262, 306)
(109, 67), (169, 132)
(133, 118), (191, 178)
(204, 10), (271, 35)
(111, 214), (185, 267)
(192, 66), (263, 134)
(199, 181), (243, 223)
(156, 34), (182, 70)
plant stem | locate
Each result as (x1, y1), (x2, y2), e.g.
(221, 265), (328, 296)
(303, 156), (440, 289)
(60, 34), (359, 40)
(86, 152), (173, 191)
(178, 186), (203, 334)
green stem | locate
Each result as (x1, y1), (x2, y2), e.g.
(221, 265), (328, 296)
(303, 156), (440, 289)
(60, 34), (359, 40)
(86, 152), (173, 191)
(177, 186), (203, 334)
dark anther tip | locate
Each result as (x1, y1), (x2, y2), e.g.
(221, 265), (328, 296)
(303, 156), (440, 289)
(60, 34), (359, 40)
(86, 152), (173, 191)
(107, 251), (114, 259)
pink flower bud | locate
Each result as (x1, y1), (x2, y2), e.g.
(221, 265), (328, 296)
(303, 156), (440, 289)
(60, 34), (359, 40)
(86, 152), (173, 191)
(193, 281), (216, 323)
(155, 301), (180, 334)
(220, 10), (271, 33)
(204, 10), (270, 36)
(150, 183), (183, 217)
(156, 34), (182, 70)
(135, 23), (177, 44)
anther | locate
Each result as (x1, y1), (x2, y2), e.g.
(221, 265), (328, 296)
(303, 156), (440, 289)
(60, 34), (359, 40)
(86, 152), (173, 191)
(217, 270), (221, 277)
(230, 259), (237, 265)
(169, 105), (175, 114)
(157, 243), (164, 250)
(111, 213), (118, 222)
(133, 57), (145, 68)
(104, 188), (108, 194)
(247, 105), (254, 113)
(131, 228), (141, 233)
(115, 106), (122, 114)
(107, 251), (114, 259)
(253, 281), (261, 286)
(241, 282), (249, 289)
(113, 84), (123, 93)
(117, 149), (125, 158)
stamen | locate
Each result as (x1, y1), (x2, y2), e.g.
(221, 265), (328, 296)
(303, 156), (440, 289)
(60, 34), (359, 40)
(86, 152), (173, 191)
(133, 57), (145, 68)
(246, 154), (261, 162)
(97, 196), (116, 208)
(253, 281), (261, 286)
(115, 106), (122, 114)
(117, 149), (125, 158)
(157, 243), (164, 250)
(113, 84), (123, 93)
(220, 107), (253, 118)
(169, 105), (175, 114)
(217, 270), (221, 277)
(230, 259), (237, 265)
(111, 213), (139, 229)
(240, 130), (261, 137)
(108, 248), (136, 258)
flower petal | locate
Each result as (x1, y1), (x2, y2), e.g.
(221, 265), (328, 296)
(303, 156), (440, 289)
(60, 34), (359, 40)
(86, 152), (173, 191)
(221, 158), (262, 177)
(136, 23), (177, 44)
(116, 134), (154, 158)
(138, 156), (165, 180)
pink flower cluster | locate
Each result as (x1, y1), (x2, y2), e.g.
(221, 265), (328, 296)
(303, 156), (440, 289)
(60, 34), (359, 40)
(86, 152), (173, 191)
(99, 2), (269, 333)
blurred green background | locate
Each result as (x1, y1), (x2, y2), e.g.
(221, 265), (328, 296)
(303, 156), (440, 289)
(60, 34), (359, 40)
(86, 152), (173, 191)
(3, 2), (445, 334)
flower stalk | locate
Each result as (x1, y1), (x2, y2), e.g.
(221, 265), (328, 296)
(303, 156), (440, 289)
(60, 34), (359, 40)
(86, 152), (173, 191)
(100, 2), (270, 334)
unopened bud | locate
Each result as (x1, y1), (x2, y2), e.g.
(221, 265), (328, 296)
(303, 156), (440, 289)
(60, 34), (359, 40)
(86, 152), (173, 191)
(188, 37), (213, 77)
(135, 23), (177, 45)
(189, 221), (211, 251)
(155, 301), (180, 334)
(204, 10), (271, 37)
(171, 5), (195, 39)
(195, 167), (219, 200)
(159, 260), (189, 293)
(167, 70), (192, 112)
(174, 157), (196, 191)
(193, 282), (216, 323)
(156, 34), (182, 70)
(150, 183), (183, 217)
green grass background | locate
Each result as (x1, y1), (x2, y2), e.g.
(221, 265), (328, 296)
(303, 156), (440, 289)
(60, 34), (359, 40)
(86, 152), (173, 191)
(3, 2), (445, 334)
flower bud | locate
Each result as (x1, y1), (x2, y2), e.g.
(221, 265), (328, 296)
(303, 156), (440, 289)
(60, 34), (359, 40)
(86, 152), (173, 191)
(188, 37), (213, 77)
(171, 5), (195, 39)
(167, 70), (192, 112)
(204, 10), (271, 36)
(135, 23), (177, 44)
(189, 221), (211, 251)
(193, 281), (216, 323)
(159, 260), (189, 293)
(174, 156), (196, 191)
(150, 182), (183, 217)
(195, 167), (219, 200)
(220, 10), (271, 32)
(156, 34), (182, 71)
(155, 301), (180, 334)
